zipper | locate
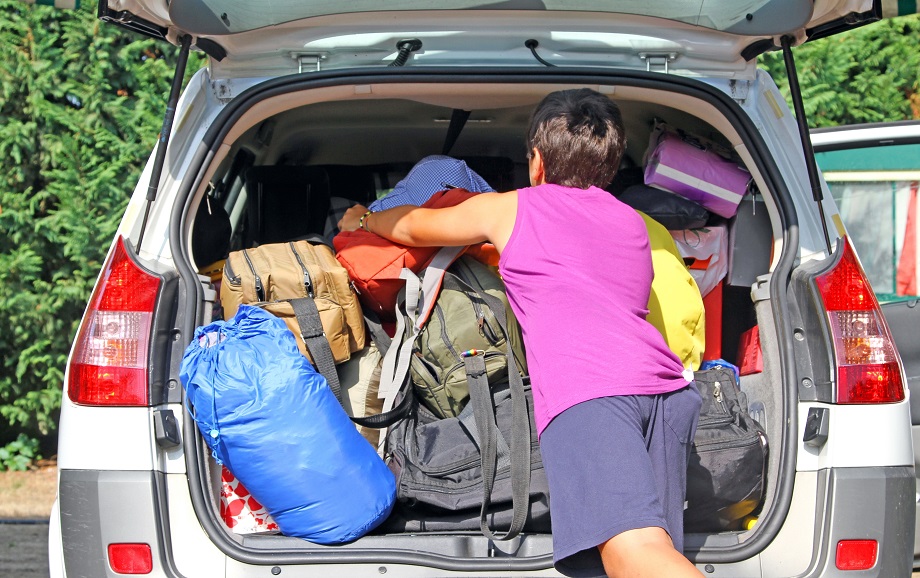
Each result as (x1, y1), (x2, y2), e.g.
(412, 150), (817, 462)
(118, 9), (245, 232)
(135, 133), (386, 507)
(241, 249), (265, 302)
(289, 242), (315, 298)
(434, 304), (462, 362)
(453, 261), (503, 345)
(692, 429), (764, 452)
(411, 435), (542, 478)
(410, 353), (454, 418)
(442, 351), (506, 387)
(471, 299), (501, 345)
(696, 378), (735, 429)
(223, 259), (241, 287)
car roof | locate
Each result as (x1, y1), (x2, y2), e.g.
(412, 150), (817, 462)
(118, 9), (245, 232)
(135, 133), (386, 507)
(810, 120), (920, 151)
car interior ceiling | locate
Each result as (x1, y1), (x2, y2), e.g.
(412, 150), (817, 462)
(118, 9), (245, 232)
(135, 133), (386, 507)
(194, 92), (765, 276)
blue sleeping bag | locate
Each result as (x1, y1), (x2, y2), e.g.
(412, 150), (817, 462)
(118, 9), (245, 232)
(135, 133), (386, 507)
(180, 305), (395, 544)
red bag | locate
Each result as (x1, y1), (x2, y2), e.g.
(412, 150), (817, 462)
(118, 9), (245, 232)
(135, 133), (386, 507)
(333, 189), (499, 322)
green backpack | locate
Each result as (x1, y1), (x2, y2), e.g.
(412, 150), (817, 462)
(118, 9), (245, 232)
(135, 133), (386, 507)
(411, 256), (527, 418)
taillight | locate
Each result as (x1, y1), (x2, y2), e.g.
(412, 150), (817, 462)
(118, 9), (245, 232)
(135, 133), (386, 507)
(68, 236), (160, 406)
(815, 238), (904, 404)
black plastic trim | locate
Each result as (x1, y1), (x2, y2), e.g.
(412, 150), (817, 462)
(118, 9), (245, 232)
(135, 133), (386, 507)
(805, 0), (882, 44)
(192, 37), (227, 61)
(170, 67), (801, 569)
(740, 38), (777, 61)
(97, 0), (168, 41)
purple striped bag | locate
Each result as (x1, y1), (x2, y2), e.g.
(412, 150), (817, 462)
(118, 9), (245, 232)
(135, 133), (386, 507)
(644, 128), (752, 219)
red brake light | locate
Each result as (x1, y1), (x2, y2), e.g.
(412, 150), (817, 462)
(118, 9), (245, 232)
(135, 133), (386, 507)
(815, 239), (904, 404)
(108, 543), (153, 574)
(835, 539), (877, 571)
(68, 236), (160, 406)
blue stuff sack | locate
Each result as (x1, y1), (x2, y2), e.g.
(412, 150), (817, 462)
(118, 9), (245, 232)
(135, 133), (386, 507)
(179, 305), (396, 544)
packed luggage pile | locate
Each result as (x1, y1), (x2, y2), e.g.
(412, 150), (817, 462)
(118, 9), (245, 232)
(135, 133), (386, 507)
(180, 144), (769, 544)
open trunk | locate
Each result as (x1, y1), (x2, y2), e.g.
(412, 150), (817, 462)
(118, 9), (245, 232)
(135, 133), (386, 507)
(173, 69), (793, 570)
(50, 1), (914, 574)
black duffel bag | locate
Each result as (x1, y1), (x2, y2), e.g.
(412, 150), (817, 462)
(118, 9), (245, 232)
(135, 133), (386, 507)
(685, 366), (769, 532)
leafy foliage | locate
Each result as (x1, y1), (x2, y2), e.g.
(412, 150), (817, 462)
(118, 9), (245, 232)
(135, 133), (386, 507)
(760, 14), (920, 127)
(0, 0), (204, 466)
(0, 434), (41, 471)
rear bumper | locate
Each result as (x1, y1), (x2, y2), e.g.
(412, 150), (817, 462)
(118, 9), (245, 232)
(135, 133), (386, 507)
(55, 466), (915, 577)
(807, 466), (915, 577)
(57, 469), (180, 578)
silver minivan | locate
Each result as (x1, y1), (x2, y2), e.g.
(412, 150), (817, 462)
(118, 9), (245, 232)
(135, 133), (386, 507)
(51, 2), (916, 576)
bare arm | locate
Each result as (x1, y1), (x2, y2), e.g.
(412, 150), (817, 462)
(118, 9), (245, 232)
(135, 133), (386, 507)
(338, 192), (517, 253)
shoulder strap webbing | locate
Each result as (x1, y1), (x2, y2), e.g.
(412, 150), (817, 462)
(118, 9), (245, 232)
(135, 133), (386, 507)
(462, 287), (531, 542)
(286, 297), (342, 402)
(362, 308), (392, 357)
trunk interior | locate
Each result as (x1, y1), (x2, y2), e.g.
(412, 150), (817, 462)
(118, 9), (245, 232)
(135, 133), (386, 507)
(183, 76), (788, 567)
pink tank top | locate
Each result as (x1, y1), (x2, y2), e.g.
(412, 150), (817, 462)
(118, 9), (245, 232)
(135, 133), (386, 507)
(499, 183), (691, 436)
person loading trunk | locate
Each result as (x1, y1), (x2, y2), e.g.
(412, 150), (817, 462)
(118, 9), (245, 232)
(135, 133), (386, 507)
(339, 88), (704, 578)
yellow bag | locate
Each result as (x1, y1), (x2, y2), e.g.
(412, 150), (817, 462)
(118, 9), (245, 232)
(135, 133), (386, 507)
(639, 212), (706, 371)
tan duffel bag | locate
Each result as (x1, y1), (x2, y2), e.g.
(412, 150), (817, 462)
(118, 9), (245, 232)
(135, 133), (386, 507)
(221, 239), (366, 399)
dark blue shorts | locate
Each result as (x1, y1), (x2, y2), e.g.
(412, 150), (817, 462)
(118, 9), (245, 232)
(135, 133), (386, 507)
(539, 383), (701, 577)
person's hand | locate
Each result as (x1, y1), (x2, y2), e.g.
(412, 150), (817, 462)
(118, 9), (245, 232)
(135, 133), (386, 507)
(339, 204), (370, 232)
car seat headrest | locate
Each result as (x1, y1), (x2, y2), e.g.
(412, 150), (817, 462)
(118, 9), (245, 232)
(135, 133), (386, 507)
(244, 165), (332, 246)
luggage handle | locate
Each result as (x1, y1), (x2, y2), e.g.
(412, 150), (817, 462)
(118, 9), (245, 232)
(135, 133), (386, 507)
(350, 382), (413, 429)
(413, 251), (531, 541)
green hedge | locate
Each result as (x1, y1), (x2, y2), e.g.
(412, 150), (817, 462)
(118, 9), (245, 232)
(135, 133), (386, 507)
(0, 0), (203, 467)
(760, 14), (920, 127)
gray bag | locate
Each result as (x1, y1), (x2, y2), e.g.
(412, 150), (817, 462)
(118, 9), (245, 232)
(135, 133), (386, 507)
(379, 279), (550, 540)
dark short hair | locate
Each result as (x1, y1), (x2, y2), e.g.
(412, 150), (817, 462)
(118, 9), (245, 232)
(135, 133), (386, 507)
(526, 88), (627, 189)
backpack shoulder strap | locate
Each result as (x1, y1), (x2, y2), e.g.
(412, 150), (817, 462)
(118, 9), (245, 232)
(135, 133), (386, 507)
(463, 287), (531, 542)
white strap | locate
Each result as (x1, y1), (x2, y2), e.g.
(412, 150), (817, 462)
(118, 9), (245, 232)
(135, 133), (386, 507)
(374, 248), (465, 455)
(416, 246), (465, 328)
(374, 269), (422, 454)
